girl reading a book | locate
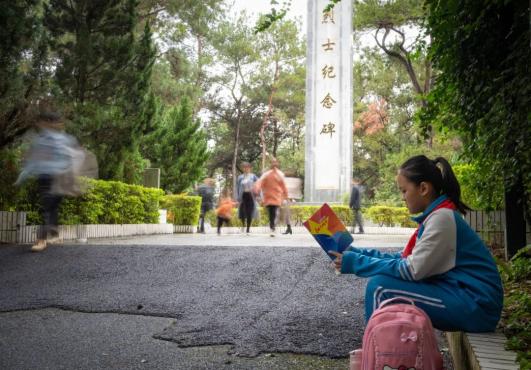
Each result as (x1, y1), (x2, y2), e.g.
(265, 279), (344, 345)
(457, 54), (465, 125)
(330, 155), (503, 332)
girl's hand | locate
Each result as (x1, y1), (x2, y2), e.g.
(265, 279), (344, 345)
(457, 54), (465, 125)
(328, 251), (343, 272)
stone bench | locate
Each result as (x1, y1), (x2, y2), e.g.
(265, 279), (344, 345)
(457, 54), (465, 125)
(447, 331), (520, 369)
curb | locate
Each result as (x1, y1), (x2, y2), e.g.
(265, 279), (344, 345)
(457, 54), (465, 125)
(446, 332), (519, 370)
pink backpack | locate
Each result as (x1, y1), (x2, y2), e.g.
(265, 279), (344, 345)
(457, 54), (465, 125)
(360, 297), (443, 370)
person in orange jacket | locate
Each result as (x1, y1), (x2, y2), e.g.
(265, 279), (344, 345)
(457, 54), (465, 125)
(253, 158), (288, 236)
(215, 190), (237, 235)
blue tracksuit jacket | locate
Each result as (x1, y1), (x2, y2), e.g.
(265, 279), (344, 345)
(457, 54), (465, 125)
(341, 195), (503, 332)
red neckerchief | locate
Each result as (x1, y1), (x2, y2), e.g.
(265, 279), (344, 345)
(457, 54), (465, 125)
(401, 199), (457, 258)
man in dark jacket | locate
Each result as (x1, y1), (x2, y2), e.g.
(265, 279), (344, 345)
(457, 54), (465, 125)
(196, 178), (215, 233)
(349, 178), (364, 234)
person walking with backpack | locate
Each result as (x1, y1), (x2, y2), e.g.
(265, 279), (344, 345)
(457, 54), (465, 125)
(331, 155), (503, 333)
(15, 111), (80, 252)
(196, 178), (215, 233)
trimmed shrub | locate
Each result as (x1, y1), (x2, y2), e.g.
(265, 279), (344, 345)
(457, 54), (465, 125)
(57, 178), (163, 225)
(365, 205), (416, 227)
(161, 194), (201, 226)
(204, 204), (353, 227)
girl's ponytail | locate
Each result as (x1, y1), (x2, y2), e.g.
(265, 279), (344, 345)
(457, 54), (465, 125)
(433, 157), (470, 214)
(399, 155), (471, 215)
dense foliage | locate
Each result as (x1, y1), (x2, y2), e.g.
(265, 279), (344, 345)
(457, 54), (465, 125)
(0, 0), (48, 148)
(422, 0), (530, 216)
(143, 98), (208, 193)
(46, 0), (159, 183)
(161, 194), (202, 226)
(0, 0), (216, 205)
(497, 246), (531, 367)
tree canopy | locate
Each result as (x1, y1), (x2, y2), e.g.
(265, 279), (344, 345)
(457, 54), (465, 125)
(422, 0), (530, 215)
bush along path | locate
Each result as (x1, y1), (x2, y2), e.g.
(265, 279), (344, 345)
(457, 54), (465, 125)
(497, 245), (531, 369)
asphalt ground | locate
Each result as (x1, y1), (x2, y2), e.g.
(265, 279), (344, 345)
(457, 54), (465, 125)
(0, 233), (428, 369)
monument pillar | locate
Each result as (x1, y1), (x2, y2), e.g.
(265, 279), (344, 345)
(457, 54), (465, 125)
(304, 0), (352, 203)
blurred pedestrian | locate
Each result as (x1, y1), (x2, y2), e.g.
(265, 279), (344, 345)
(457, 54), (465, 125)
(281, 198), (293, 235)
(196, 178), (215, 233)
(349, 178), (365, 234)
(215, 190), (237, 235)
(236, 162), (259, 235)
(254, 158), (288, 237)
(15, 111), (80, 252)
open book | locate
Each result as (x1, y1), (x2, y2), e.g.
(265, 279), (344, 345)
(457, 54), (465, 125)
(303, 203), (353, 260)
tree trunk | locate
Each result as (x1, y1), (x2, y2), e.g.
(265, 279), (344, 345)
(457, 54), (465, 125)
(272, 118), (279, 158)
(231, 112), (242, 199)
(193, 34), (204, 115)
(375, 26), (435, 147)
(504, 177), (528, 259)
(260, 59), (280, 172)
(76, 19), (90, 103)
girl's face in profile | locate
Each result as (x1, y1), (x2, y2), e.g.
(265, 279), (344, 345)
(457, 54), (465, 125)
(396, 172), (432, 214)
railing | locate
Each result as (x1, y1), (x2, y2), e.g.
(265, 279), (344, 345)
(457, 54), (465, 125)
(464, 209), (530, 248)
(464, 210), (506, 246)
(0, 211), (27, 243)
(0, 211), (173, 244)
(2, 210), (528, 245)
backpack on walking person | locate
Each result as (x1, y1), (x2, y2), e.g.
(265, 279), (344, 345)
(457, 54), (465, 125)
(351, 297), (443, 370)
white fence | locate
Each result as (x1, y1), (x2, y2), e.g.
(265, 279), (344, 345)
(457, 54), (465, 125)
(0, 211), (174, 244)
(4, 210), (526, 245)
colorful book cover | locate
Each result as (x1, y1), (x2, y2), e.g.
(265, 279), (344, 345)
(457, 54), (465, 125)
(303, 203), (353, 260)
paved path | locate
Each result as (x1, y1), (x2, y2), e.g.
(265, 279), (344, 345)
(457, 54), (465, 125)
(0, 234), (409, 369)
(86, 231), (410, 248)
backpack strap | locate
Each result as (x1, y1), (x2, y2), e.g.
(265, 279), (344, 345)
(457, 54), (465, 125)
(379, 296), (416, 308)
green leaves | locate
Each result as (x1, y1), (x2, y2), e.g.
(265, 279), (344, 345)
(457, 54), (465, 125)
(497, 245), (531, 365)
(56, 178), (164, 225)
(254, 0), (291, 33)
(422, 0), (530, 216)
(0, 0), (49, 148)
(365, 205), (416, 227)
(353, 0), (424, 30)
(161, 194), (201, 225)
(145, 97), (209, 193)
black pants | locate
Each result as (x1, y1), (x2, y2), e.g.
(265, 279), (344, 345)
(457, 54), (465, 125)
(240, 192), (254, 232)
(37, 175), (63, 240)
(217, 216), (229, 233)
(266, 205), (279, 231)
(198, 206), (210, 232)
(352, 208), (364, 232)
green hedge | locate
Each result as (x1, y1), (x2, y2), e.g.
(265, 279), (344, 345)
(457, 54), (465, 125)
(365, 206), (416, 228)
(161, 201), (417, 228)
(161, 194), (201, 225)
(203, 205), (353, 227)
(56, 179), (164, 225)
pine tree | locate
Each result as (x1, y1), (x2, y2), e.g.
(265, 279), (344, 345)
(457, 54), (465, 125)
(151, 98), (209, 193)
(0, 0), (49, 148)
(45, 0), (158, 183)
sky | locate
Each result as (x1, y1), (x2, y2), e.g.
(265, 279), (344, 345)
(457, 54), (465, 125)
(228, 0), (422, 55)
(227, 0), (414, 56)
(231, 0), (308, 31)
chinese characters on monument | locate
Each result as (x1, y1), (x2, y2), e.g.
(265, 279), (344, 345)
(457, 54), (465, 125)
(305, 0), (352, 200)
(319, 13), (337, 138)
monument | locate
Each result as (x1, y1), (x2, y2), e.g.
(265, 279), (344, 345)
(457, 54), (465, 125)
(304, 0), (352, 203)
